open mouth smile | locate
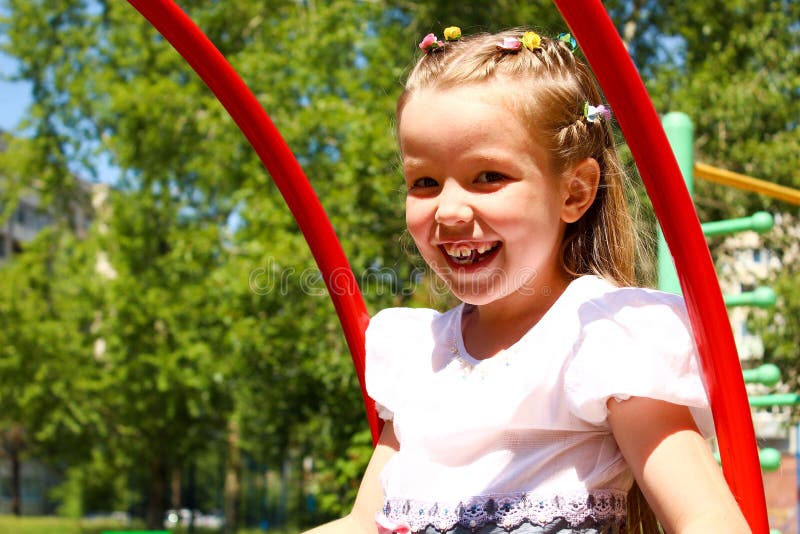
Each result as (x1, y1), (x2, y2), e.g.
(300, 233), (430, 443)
(440, 241), (502, 266)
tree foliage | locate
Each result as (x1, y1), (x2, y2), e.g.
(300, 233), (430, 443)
(642, 0), (800, 402)
(0, 0), (798, 529)
(646, 0), (800, 218)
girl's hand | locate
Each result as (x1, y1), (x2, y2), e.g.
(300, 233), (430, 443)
(608, 397), (751, 533)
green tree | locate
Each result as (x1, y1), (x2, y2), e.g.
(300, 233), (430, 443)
(0, 226), (99, 515)
(1, 1), (242, 525)
(646, 0), (800, 219)
(2, 0), (798, 530)
(1, 0), (413, 527)
(643, 0), (799, 400)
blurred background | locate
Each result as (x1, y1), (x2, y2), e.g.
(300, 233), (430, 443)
(0, 1), (798, 532)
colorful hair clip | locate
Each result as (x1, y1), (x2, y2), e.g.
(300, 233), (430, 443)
(443, 26), (462, 41)
(558, 32), (578, 51)
(584, 102), (612, 123)
(497, 36), (522, 51)
(521, 31), (542, 51)
(419, 33), (444, 52)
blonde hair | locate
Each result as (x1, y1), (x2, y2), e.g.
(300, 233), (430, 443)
(398, 29), (637, 287)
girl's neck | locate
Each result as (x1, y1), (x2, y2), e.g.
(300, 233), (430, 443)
(461, 273), (572, 360)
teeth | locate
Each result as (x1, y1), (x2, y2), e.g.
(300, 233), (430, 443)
(443, 241), (498, 258)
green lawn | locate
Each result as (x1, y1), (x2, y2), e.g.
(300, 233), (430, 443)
(0, 515), (104, 534)
(0, 516), (300, 534)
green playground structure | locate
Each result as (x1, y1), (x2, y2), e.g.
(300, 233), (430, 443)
(659, 112), (800, 489)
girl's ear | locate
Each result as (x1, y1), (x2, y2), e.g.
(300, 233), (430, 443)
(561, 157), (600, 224)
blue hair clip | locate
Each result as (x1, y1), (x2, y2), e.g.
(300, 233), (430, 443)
(557, 32), (577, 51)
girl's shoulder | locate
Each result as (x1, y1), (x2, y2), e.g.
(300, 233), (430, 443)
(570, 275), (690, 328)
(365, 305), (460, 421)
(564, 276), (712, 434)
(366, 305), (460, 347)
(367, 305), (449, 331)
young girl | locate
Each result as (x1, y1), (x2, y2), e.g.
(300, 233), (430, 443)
(308, 28), (749, 534)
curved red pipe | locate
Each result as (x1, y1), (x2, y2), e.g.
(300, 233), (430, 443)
(553, 1), (768, 531)
(124, 0), (380, 443)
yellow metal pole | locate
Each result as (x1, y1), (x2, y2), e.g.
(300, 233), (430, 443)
(694, 162), (800, 205)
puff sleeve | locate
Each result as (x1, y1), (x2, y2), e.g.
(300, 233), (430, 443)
(365, 307), (438, 421)
(564, 288), (715, 437)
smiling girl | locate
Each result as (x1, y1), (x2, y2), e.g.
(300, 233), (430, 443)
(307, 28), (749, 534)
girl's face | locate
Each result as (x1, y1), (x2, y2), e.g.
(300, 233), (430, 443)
(399, 83), (573, 306)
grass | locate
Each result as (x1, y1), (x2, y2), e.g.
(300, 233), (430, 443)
(0, 515), (149, 534)
(0, 516), (301, 534)
(0, 515), (107, 534)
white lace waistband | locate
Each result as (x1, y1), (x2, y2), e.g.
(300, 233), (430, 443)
(380, 489), (627, 532)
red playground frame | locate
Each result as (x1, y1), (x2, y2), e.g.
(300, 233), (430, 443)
(126, 1), (769, 531)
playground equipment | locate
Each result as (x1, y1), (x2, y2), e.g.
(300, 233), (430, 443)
(744, 364), (782, 387)
(695, 163), (800, 206)
(660, 113), (800, 490)
(744, 364), (792, 475)
(725, 287), (777, 309)
(702, 211), (774, 237)
(659, 112), (776, 299)
(125, 1), (769, 531)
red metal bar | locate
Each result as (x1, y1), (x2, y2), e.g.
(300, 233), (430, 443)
(125, 2), (768, 525)
(125, 0), (379, 443)
(552, 1), (768, 531)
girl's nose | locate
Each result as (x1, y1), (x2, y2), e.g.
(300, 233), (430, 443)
(434, 181), (473, 225)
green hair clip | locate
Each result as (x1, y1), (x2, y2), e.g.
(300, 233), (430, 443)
(557, 32), (577, 51)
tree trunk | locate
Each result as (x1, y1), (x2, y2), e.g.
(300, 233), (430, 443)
(187, 461), (196, 534)
(10, 446), (21, 516)
(2, 424), (26, 516)
(171, 465), (181, 511)
(145, 459), (167, 529)
(224, 417), (241, 534)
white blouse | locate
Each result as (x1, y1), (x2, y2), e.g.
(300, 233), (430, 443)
(365, 275), (714, 532)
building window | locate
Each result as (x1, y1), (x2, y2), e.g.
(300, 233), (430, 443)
(740, 321), (749, 337)
(16, 204), (27, 225)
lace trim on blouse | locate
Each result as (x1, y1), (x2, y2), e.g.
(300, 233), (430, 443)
(380, 489), (627, 532)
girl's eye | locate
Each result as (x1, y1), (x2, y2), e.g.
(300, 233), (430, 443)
(475, 171), (507, 184)
(410, 176), (439, 189)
